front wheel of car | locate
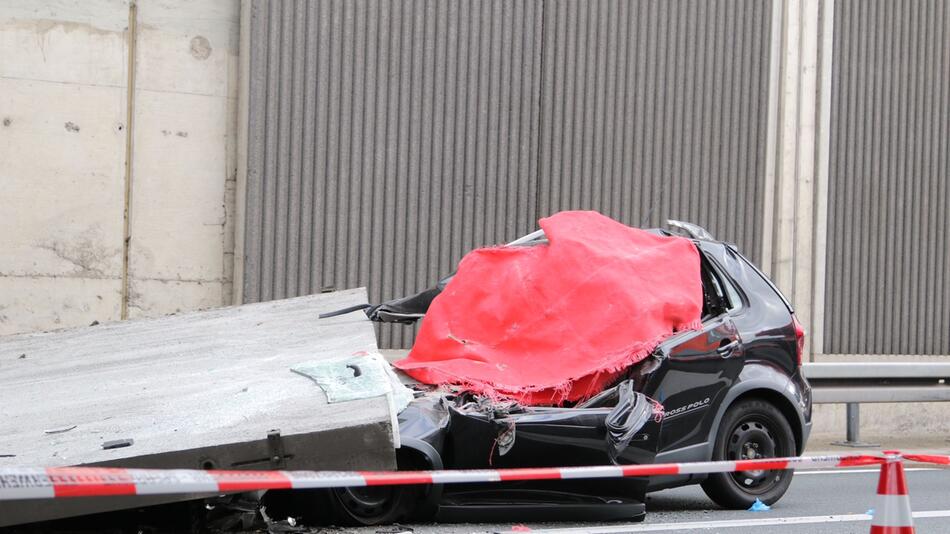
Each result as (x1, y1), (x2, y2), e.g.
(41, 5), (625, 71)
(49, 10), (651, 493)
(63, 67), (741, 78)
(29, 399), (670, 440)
(327, 450), (432, 526)
(701, 399), (796, 509)
(328, 483), (420, 526)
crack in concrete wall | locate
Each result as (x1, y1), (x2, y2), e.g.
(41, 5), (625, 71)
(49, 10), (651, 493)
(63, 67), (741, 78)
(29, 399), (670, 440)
(36, 230), (119, 279)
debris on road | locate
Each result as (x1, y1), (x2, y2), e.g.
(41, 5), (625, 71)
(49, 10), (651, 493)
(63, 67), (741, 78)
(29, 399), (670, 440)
(43, 426), (77, 435)
(101, 438), (134, 450)
(260, 504), (308, 533)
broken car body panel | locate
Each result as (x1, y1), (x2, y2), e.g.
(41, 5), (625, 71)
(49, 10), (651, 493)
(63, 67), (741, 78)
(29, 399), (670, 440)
(393, 383), (663, 522)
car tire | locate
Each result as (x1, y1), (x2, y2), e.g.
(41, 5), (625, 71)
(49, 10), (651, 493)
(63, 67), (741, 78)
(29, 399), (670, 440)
(328, 483), (420, 526)
(327, 450), (430, 526)
(701, 399), (796, 509)
(261, 476), (421, 527)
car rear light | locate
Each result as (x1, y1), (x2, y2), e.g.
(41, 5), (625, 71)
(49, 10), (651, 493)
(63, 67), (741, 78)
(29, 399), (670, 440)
(792, 315), (805, 367)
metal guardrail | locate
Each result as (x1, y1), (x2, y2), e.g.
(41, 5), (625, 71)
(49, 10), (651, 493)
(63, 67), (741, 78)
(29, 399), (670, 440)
(803, 363), (950, 447)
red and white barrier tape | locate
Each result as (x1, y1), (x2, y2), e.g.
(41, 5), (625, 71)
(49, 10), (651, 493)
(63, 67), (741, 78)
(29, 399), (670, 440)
(902, 453), (950, 466)
(0, 454), (890, 501)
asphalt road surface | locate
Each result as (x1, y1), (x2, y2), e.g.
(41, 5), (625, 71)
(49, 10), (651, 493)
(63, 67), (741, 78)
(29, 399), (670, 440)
(342, 466), (950, 534)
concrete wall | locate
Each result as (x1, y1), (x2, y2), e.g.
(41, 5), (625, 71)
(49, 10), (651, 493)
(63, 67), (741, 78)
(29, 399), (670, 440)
(0, 0), (238, 334)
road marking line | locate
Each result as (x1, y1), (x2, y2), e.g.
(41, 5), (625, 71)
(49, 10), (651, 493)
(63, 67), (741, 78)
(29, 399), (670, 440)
(512, 510), (950, 533)
(797, 467), (938, 475)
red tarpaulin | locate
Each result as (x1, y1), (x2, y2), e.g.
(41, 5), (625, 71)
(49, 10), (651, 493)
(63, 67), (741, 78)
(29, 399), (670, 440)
(394, 211), (703, 405)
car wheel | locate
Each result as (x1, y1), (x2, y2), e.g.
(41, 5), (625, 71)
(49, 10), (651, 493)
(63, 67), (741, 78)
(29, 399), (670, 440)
(701, 399), (796, 509)
(329, 484), (420, 526)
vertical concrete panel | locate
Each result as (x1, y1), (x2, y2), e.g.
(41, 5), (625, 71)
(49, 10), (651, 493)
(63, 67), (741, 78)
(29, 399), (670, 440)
(127, 0), (239, 317)
(243, 0), (543, 347)
(0, 1), (129, 334)
(536, 0), (772, 260)
(825, 0), (950, 354)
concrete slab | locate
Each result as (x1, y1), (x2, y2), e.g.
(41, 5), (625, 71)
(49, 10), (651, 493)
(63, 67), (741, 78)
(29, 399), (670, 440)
(0, 287), (393, 469)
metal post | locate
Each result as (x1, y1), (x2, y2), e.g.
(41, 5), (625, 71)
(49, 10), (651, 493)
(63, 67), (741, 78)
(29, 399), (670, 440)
(832, 403), (880, 448)
(846, 403), (859, 441)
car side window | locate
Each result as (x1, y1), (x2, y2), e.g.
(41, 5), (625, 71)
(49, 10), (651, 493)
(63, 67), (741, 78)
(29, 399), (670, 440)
(699, 259), (729, 320)
(708, 253), (744, 312)
(719, 272), (743, 311)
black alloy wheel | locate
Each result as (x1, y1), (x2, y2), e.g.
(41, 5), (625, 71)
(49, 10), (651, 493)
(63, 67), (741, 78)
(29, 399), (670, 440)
(701, 399), (796, 509)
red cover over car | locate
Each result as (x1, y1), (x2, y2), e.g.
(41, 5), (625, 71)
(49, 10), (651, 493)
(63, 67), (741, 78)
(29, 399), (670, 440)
(395, 211), (703, 405)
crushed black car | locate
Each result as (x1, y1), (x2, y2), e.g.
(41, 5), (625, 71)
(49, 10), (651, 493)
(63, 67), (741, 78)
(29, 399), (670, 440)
(310, 219), (812, 526)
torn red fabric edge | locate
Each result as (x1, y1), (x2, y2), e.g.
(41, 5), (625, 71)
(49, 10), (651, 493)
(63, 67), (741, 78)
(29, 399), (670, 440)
(395, 211), (704, 405)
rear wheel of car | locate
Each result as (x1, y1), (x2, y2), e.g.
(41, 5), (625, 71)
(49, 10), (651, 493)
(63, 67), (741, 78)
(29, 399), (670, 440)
(701, 399), (796, 509)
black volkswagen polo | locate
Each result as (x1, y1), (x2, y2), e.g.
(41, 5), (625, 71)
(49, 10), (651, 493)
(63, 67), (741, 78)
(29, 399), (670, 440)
(305, 221), (811, 526)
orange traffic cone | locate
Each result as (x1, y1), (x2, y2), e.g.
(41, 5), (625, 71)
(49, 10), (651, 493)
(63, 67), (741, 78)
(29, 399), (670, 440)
(870, 451), (915, 534)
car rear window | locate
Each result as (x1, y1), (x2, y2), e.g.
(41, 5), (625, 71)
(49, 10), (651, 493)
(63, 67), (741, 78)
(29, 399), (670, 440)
(731, 248), (795, 313)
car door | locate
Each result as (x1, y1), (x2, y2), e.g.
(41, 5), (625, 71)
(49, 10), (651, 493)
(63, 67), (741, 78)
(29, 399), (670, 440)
(640, 255), (744, 455)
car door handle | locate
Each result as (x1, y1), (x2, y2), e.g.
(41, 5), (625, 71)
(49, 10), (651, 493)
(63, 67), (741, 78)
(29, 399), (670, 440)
(717, 340), (739, 357)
